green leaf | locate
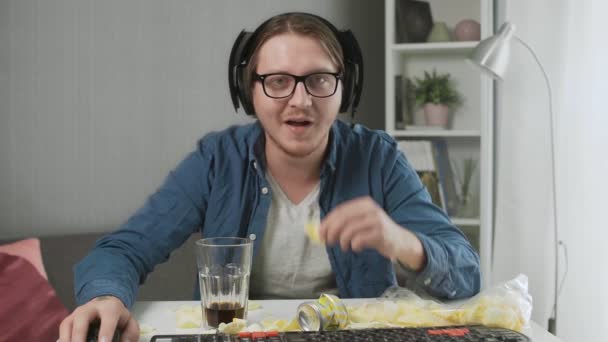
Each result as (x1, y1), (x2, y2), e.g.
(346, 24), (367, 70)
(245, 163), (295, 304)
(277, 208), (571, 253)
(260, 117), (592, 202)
(412, 69), (462, 108)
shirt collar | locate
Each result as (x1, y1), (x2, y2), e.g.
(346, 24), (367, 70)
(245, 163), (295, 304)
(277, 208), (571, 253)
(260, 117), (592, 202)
(323, 122), (338, 174)
(247, 121), (266, 172)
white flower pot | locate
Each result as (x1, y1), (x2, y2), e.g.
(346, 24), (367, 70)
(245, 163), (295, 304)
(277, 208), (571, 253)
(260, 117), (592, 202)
(423, 103), (450, 128)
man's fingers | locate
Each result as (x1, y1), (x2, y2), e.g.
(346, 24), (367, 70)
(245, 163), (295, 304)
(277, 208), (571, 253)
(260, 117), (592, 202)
(58, 316), (73, 342)
(323, 217), (345, 245)
(70, 309), (97, 342)
(326, 197), (375, 223)
(350, 229), (378, 253)
(338, 215), (374, 251)
(320, 209), (347, 244)
(121, 315), (140, 342)
(322, 200), (371, 244)
(98, 315), (119, 342)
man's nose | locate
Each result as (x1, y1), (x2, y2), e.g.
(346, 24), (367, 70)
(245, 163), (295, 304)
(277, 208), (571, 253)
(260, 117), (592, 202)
(288, 81), (312, 108)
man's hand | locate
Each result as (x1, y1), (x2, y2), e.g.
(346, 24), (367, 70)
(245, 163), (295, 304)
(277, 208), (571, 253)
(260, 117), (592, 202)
(58, 295), (139, 342)
(318, 196), (426, 271)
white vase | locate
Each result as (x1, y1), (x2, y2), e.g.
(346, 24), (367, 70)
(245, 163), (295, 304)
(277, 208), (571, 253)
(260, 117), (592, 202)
(423, 103), (450, 128)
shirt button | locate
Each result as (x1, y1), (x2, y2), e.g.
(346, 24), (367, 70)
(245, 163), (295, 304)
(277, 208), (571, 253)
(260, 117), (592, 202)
(249, 234), (257, 241)
(261, 187), (268, 194)
(424, 278), (431, 286)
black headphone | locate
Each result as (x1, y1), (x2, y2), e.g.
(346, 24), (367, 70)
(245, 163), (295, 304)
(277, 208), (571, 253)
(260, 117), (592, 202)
(228, 12), (364, 119)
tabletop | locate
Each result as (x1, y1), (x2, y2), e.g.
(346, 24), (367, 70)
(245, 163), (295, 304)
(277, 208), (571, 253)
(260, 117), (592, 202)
(131, 300), (562, 342)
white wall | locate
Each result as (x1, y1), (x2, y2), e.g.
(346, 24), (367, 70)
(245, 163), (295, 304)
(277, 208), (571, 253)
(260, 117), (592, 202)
(557, 1), (608, 340)
(0, 0), (384, 239)
(495, 0), (608, 340)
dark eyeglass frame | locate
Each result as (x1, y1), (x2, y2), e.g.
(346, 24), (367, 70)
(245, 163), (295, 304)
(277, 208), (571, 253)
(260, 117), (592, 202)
(253, 72), (342, 99)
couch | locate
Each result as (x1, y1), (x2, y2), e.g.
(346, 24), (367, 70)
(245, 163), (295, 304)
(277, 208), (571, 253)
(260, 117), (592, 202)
(1, 232), (200, 311)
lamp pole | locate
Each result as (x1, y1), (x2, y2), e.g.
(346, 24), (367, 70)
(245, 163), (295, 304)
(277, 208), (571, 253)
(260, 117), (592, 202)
(468, 23), (565, 335)
(513, 36), (560, 335)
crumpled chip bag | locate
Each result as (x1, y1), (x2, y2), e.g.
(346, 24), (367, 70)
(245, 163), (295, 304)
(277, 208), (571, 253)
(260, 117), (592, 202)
(348, 274), (533, 332)
(454, 274), (532, 331)
(347, 295), (453, 328)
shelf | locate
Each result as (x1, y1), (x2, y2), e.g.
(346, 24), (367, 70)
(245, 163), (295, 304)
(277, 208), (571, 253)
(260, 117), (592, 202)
(391, 129), (481, 138)
(452, 218), (480, 226)
(391, 41), (479, 55)
(386, 0), (494, 289)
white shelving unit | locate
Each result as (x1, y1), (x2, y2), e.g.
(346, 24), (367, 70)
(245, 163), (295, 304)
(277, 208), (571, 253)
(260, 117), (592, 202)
(385, 0), (494, 288)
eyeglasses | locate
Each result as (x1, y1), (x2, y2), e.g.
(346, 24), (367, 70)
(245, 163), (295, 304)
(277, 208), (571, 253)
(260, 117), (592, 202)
(254, 72), (341, 99)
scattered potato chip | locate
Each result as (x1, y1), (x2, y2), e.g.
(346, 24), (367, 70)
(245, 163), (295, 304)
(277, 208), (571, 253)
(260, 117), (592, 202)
(284, 318), (301, 331)
(260, 318), (300, 332)
(243, 323), (264, 332)
(218, 318), (247, 334)
(139, 323), (156, 336)
(248, 301), (262, 311)
(175, 305), (203, 329)
(348, 321), (395, 329)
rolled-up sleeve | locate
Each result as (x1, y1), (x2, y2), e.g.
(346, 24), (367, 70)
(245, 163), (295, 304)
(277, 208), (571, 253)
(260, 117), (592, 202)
(383, 150), (481, 299)
(74, 140), (213, 308)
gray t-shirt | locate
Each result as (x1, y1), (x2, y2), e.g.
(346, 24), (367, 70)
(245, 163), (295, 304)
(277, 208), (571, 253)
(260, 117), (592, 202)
(249, 172), (338, 299)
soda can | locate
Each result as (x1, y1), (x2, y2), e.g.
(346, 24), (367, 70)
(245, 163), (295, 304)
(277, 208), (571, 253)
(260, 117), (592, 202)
(297, 294), (349, 331)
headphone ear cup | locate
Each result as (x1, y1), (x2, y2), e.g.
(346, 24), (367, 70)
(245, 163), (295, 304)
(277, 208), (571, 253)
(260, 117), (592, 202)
(229, 31), (257, 115)
(340, 63), (355, 113)
(236, 65), (255, 115)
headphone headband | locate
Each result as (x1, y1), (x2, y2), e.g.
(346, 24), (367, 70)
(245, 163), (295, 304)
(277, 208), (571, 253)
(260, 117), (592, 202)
(228, 12), (364, 118)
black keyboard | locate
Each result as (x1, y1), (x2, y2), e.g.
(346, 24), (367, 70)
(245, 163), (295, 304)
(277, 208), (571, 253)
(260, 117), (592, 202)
(150, 325), (530, 341)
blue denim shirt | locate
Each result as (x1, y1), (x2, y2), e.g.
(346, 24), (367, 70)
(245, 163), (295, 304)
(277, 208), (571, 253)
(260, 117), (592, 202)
(74, 120), (480, 308)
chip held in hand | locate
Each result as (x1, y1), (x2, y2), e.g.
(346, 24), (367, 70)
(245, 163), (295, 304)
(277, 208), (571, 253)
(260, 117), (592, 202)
(305, 220), (323, 245)
(305, 205), (324, 245)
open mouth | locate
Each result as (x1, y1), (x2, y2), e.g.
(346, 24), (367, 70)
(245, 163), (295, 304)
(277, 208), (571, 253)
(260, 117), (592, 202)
(285, 119), (312, 127)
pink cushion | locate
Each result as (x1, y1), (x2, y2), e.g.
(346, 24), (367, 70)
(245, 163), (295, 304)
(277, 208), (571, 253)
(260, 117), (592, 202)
(0, 238), (47, 279)
(0, 252), (69, 341)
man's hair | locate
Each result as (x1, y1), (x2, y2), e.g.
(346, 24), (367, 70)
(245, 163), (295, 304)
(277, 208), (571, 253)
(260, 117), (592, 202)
(243, 13), (345, 95)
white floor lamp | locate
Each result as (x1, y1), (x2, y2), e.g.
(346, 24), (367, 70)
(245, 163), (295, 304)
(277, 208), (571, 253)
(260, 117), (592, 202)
(467, 22), (566, 335)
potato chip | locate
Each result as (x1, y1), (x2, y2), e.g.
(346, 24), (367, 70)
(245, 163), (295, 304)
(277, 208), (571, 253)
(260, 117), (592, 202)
(218, 318), (247, 334)
(138, 323), (157, 336)
(174, 305), (203, 329)
(305, 220), (323, 245)
(248, 301), (262, 311)
(261, 318), (300, 332)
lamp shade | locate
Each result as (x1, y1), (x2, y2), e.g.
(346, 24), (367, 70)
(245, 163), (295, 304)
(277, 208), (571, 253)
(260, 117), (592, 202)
(467, 22), (516, 80)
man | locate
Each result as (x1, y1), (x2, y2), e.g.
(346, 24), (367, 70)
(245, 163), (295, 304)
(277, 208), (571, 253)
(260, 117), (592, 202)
(59, 12), (480, 342)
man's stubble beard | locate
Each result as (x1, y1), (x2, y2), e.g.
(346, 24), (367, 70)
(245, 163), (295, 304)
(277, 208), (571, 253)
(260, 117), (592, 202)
(264, 127), (328, 160)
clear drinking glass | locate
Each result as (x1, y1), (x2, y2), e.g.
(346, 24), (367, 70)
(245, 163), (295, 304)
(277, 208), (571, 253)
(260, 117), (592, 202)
(195, 237), (253, 328)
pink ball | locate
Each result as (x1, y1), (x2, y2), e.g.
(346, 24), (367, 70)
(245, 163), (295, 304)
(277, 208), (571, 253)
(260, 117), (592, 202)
(454, 19), (481, 41)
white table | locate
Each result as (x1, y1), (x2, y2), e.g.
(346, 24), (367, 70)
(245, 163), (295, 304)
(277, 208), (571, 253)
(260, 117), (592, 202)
(132, 300), (562, 342)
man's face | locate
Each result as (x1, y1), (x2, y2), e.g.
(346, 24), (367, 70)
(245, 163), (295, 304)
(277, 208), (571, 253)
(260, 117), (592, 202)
(252, 33), (342, 158)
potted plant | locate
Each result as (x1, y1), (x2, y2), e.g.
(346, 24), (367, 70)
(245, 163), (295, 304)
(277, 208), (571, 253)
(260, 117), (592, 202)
(413, 69), (462, 128)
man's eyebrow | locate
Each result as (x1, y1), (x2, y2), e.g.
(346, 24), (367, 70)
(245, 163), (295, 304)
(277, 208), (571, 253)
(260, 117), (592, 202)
(257, 68), (338, 75)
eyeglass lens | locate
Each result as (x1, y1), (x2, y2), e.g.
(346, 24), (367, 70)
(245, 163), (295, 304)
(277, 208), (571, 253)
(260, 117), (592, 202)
(262, 73), (338, 98)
